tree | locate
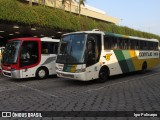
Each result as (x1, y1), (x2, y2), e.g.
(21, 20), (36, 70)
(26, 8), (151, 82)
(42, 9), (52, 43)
(62, 0), (67, 10)
(38, 0), (46, 7)
(54, 0), (57, 8)
(78, 0), (86, 16)
(38, 0), (41, 5)
(29, 0), (32, 6)
(62, 0), (73, 13)
(68, 0), (72, 13)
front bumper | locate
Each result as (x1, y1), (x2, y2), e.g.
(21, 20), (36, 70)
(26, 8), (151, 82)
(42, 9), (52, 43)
(2, 70), (21, 78)
(56, 70), (87, 81)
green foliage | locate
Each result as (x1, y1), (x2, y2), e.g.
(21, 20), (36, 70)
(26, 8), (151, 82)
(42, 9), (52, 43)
(0, 0), (160, 40)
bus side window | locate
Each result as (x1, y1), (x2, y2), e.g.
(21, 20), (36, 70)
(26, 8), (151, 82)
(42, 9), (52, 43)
(144, 41), (148, 50)
(128, 39), (131, 49)
(135, 40), (139, 50)
(103, 36), (107, 50)
(104, 36), (118, 50)
(124, 39), (129, 50)
(140, 41), (143, 50)
(95, 34), (101, 62)
(86, 37), (95, 66)
(148, 41), (152, 50)
(140, 41), (148, 50)
(130, 39), (135, 50)
(104, 36), (111, 50)
(53, 43), (59, 54)
(111, 37), (118, 49)
(116, 38), (120, 49)
(154, 42), (158, 50)
(42, 42), (49, 54)
(118, 38), (123, 49)
(42, 42), (58, 54)
(86, 34), (101, 67)
(48, 42), (56, 54)
(148, 42), (150, 50)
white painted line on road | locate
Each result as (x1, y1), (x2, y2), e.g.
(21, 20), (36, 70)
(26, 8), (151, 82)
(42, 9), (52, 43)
(86, 71), (160, 93)
(13, 83), (58, 98)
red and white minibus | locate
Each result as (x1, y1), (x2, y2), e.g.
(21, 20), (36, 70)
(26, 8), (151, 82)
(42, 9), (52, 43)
(1, 37), (59, 79)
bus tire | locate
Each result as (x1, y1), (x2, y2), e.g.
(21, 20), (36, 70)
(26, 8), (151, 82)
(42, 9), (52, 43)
(98, 67), (109, 83)
(141, 62), (147, 74)
(36, 67), (48, 79)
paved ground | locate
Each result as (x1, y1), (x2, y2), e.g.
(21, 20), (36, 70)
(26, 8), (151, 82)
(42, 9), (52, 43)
(0, 64), (160, 120)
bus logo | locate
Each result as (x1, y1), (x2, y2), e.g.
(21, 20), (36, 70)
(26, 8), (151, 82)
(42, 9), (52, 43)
(2, 112), (11, 117)
(104, 54), (112, 61)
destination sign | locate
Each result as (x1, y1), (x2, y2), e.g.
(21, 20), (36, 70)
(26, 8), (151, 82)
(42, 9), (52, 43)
(136, 51), (159, 59)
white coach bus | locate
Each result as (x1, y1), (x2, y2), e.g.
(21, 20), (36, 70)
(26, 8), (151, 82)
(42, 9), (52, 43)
(1, 37), (59, 79)
(56, 30), (159, 82)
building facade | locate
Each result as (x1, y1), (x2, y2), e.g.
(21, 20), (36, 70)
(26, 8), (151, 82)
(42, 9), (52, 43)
(28, 0), (119, 24)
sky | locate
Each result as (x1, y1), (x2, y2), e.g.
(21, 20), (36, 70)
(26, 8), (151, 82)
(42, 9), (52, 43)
(86, 0), (160, 36)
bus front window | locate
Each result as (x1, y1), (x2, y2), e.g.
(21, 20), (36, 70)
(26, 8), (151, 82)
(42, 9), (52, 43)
(2, 41), (21, 64)
(57, 34), (87, 64)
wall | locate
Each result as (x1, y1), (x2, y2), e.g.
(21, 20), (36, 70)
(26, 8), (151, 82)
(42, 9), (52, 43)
(29, 0), (119, 24)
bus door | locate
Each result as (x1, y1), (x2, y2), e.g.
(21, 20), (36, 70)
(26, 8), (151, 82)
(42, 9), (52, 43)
(85, 34), (101, 80)
(20, 41), (39, 78)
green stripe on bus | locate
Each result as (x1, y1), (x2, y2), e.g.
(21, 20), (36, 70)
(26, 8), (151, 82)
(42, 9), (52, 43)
(122, 50), (135, 72)
(114, 50), (129, 73)
(104, 32), (122, 38)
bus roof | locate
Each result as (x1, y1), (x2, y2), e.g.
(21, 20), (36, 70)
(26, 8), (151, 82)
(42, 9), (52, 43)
(41, 37), (60, 42)
(8, 37), (60, 42)
(63, 30), (159, 42)
(9, 38), (40, 41)
(104, 32), (159, 42)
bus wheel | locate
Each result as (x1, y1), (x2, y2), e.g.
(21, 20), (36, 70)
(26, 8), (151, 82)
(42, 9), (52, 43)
(98, 67), (109, 83)
(141, 62), (147, 74)
(36, 68), (48, 79)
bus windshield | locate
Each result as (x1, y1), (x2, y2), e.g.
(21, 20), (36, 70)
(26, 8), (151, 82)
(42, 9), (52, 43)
(2, 41), (21, 64)
(57, 33), (87, 64)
